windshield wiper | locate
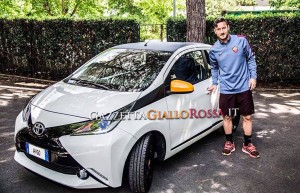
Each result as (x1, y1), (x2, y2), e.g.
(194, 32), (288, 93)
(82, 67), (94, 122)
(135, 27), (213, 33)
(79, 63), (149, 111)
(69, 78), (109, 90)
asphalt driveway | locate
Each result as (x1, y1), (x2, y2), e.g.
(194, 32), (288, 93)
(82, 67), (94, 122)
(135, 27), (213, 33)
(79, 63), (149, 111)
(0, 75), (299, 193)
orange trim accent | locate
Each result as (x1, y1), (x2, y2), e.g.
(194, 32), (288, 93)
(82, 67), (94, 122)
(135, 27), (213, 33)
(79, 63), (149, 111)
(170, 80), (194, 93)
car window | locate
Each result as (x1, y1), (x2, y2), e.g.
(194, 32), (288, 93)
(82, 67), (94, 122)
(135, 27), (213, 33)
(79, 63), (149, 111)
(166, 50), (208, 86)
(203, 50), (212, 78)
(66, 49), (172, 92)
(185, 50), (208, 81)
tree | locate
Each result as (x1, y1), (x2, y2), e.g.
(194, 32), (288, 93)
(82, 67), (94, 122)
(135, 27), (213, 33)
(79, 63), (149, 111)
(186, 0), (206, 42)
(29, 0), (106, 18)
(0, 0), (106, 18)
(269, 0), (300, 9)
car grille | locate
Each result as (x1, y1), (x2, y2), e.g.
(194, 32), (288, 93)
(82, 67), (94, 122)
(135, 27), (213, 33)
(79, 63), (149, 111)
(25, 153), (80, 175)
(16, 126), (83, 175)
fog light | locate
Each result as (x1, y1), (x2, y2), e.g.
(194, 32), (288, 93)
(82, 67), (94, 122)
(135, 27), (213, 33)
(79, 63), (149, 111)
(77, 169), (89, 180)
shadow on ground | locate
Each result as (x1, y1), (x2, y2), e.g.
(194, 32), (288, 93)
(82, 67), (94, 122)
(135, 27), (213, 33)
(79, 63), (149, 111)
(0, 84), (299, 193)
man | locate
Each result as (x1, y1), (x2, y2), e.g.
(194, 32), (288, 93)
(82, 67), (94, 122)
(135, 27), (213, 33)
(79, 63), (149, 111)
(207, 18), (260, 158)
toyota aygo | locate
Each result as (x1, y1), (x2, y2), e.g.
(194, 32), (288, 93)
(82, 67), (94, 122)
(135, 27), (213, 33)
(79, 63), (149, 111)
(14, 42), (238, 192)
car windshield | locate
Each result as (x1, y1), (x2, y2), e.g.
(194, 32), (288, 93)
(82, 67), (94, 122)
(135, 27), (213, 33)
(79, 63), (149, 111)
(66, 48), (172, 92)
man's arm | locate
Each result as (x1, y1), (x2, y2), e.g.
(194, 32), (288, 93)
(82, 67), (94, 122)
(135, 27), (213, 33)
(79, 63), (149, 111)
(207, 48), (219, 93)
(243, 37), (257, 79)
(243, 37), (257, 90)
(209, 49), (219, 85)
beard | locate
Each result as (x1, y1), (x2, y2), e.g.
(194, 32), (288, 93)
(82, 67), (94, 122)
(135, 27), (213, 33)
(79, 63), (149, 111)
(219, 33), (229, 41)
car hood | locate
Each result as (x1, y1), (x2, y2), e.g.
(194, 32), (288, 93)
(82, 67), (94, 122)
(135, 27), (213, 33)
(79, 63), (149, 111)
(31, 81), (141, 119)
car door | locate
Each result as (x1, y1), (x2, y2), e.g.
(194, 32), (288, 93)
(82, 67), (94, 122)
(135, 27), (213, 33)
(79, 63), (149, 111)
(202, 49), (223, 125)
(164, 49), (213, 150)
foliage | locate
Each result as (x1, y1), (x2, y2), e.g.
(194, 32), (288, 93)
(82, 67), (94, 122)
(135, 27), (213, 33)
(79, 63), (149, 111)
(140, 24), (166, 41)
(107, 0), (185, 40)
(0, 18), (140, 80)
(236, 0), (256, 6)
(0, 0), (106, 18)
(107, 0), (187, 24)
(167, 13), (300, 83)
(205, 0), (239, 17)
(269, 0), (300, 9)
(1, 0), (284, 23)
(0, 0), (28, 17)
(0, 0), (184, 40)
(166, 16), (187, 42)
(0, 0), (249, 22)
(205, 0), (257, 17)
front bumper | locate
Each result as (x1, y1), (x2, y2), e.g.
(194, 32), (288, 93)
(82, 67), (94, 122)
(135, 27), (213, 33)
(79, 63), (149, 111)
(15, 151), (106, 189)
(14, 112), (137, 188)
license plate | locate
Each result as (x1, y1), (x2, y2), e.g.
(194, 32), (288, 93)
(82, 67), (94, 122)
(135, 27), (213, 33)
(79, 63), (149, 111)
(25, 142), (49, 162)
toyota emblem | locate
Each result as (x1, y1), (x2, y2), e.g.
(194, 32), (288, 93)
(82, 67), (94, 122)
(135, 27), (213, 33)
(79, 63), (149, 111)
(32, 122), (45, 136)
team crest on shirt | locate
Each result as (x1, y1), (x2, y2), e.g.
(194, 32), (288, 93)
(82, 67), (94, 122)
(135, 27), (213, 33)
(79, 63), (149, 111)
(232, 46), (238, 53)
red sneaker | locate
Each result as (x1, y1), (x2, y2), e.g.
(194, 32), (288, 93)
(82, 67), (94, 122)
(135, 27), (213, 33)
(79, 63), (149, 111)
(242, 143), (260, 158)
(222, 141), (235, 156)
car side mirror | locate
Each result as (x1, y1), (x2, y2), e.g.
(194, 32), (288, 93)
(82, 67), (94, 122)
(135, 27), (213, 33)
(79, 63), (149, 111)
(169, 80), (194, 94)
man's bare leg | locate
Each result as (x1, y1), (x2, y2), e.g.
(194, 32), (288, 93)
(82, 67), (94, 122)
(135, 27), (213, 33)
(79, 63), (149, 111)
(223, 116), (233, 134)
(242, 115), (260, 158)
(222, 116), (235, 155)
(242, 115), (252, 135)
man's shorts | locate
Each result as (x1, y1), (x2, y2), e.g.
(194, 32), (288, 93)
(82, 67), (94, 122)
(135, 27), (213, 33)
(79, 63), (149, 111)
(219, 90), (254, 116)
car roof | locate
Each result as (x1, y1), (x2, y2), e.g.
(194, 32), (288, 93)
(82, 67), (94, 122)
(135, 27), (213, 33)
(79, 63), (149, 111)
(113, 42), (209, 52)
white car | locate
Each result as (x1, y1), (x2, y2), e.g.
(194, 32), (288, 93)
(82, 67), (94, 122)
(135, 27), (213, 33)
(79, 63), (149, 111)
(14, 42), (239, 192)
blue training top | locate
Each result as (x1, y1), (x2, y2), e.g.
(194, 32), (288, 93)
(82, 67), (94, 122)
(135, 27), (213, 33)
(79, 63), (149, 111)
(209, 35), (257, 94)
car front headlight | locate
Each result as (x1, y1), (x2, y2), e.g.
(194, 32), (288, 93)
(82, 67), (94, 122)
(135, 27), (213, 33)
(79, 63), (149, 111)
(71, 103), (133, 135)
(22, 102), (32, 122)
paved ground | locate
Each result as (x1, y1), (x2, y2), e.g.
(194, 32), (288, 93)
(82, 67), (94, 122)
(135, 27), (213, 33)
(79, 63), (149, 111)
(0, 74), (299, 193)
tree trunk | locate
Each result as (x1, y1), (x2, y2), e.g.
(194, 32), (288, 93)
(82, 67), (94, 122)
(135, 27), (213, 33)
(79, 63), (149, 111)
(186, 0), (206, 42)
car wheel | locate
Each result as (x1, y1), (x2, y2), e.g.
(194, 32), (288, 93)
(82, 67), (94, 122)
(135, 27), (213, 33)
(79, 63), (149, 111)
(232, 113), (240, 132)
(128, 133), (154, 193)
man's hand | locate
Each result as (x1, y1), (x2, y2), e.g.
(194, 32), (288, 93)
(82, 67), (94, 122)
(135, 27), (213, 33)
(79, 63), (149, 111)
(249, 79), (256, 90)
(207, 85), (217, 94)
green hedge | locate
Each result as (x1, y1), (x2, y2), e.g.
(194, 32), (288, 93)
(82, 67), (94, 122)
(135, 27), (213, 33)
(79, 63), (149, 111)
(0, 18), (140, 80)
(167, 13), (300, 84)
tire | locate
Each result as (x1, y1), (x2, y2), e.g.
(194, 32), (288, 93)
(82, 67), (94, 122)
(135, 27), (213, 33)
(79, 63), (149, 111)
(232, 113), (240, 132)
(128, 133), (154, 193)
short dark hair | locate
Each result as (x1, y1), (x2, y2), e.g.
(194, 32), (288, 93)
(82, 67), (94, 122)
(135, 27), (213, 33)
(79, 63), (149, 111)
(213, 18), (229, 28)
